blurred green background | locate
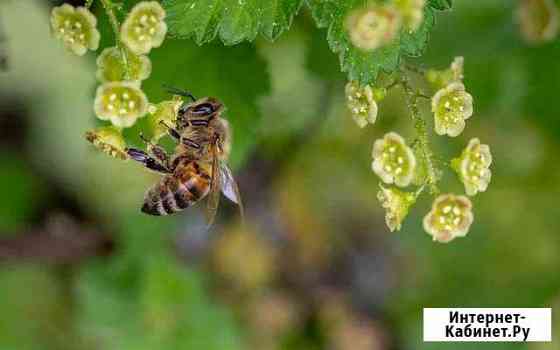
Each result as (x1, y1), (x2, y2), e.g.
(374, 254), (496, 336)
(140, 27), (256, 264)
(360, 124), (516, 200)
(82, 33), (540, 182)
(1, 0), (560, 349)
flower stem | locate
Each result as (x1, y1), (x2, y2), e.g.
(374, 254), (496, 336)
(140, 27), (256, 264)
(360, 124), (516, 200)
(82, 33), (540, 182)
(400, 74), (440, 194)
(100, 0), (130, 80)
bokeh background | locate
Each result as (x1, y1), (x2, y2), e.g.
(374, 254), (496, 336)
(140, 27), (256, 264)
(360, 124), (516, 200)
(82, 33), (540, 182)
(1, 0), (560, 349)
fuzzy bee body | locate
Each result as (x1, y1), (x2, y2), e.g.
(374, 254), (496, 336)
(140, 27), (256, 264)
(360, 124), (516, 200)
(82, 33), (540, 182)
(127, 93), (243, 223)
(142, 159), (211, 216)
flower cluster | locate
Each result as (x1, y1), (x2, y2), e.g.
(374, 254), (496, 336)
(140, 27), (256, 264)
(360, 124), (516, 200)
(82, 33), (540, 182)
(345, 0), (426, 51)
(377, 185), (416, 232)
(50, 4), (100, 56)
(344, 81), (384, 128)
(50, 1), (170, 159)
(358, 57), (491, 242)
(516, 0), (559, 44)
(452, 138), (493, 196)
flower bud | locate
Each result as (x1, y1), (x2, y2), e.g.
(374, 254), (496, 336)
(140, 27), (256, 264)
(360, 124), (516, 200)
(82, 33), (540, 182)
(377, 185), (416, 232)
(85, 126), (128, 160)
(96, 46), (152, 82)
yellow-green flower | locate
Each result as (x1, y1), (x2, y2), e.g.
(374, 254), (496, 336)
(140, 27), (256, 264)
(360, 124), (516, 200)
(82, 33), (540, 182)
(372, 132), (416, 187)
(345, 81), (379, 128)
(50, 4), (100, 56)
(431, 82), (473, 137)
(345, 5), (402, 51)
(96, 46), (152, 82)
(452, 138), (492, 196)
(377, 185), (416, 232)
(85, 126), (128, 160)
(147, 96), (183, 142)
(395, 0), (425, 32)
(94, 82), (149, 128)
(423, 194), (474, 243)
(121, 1), (167, 55)
(517, 0), (559, 44)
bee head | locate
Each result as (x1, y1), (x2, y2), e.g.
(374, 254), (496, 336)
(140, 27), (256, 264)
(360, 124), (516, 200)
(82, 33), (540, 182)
(177, 97), (225, 128)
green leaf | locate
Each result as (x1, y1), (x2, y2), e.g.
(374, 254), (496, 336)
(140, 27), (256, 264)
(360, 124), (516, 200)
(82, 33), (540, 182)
(307, 0), (442, 85)
(162, 0), (304, 45)
(428, 0), (453, 11)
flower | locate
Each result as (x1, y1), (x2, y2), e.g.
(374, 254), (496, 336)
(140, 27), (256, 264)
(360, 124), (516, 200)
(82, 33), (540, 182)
(372, 132), (417, 187)
(395, 0), (426, 32)
(431, 82), (473, 137)
(377, 185), (416, 232)
(516, 0), (559, 44)
(423, 194), (474, 243)
(96, 46), (152, 82)
(147, 96), (183, 142)
(85, 126), (128, 160)
(94, 82), (149, 128)
(345, 5), (402, 51)
(50, 4), (100, 56)
(121, 1), (167, 55)
(452, 138), (492, 196)
(344, 81), (380, 128)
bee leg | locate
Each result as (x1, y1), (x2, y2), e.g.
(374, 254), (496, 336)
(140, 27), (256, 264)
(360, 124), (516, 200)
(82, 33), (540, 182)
(126, 147), (171, 174)
(158, 121), (181, 141)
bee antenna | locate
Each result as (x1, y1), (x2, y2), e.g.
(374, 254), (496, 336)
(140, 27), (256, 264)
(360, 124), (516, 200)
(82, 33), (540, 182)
(162, 84), (196, 102)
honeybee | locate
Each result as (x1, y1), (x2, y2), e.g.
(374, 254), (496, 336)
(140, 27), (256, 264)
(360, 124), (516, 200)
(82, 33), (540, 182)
(125, 87), (243, 225)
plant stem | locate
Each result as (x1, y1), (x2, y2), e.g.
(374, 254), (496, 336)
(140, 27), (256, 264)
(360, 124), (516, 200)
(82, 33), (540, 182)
(100, 0), (130, 80)
(400, 74), (440, 194)
(85, 0), (95, 9)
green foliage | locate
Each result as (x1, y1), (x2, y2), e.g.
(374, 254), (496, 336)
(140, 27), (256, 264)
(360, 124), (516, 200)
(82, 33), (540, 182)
(428, 0), (453, 11)
(307, 0), (442, 85)
(162, 0), (304, 45)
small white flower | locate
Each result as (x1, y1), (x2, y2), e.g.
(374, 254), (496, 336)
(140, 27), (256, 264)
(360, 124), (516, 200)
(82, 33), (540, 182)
(377, 185), (416, 232)
(94, 82), (149, 128)
(147, 96), (183, 142)
(431, 82), (473, 137)
(423, 194), (474, 243)
(452, 138), (492, 196)
(345, 5), (402, 51)
(345, 81), (378, 128)
(50, 4), (100, 56)
(96, 46), (152, 82)
(372, 132), (416, 187)
(517, 0), (559, 44)
(121, 1), (167, 55)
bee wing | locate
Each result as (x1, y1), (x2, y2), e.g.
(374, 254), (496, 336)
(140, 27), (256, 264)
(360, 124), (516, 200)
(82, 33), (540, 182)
(204, 142), (221, 227)
(220, 162), (245, 222)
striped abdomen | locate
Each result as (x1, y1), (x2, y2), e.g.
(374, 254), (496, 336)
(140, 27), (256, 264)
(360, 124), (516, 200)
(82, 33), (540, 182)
(141, 161), (211, 216)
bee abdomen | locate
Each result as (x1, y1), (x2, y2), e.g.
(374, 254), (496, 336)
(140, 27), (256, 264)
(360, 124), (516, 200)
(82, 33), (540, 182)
(141, 167), (209, 216)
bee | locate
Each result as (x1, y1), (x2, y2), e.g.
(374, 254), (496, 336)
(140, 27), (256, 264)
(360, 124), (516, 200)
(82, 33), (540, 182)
(125, 87), (243, 225)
